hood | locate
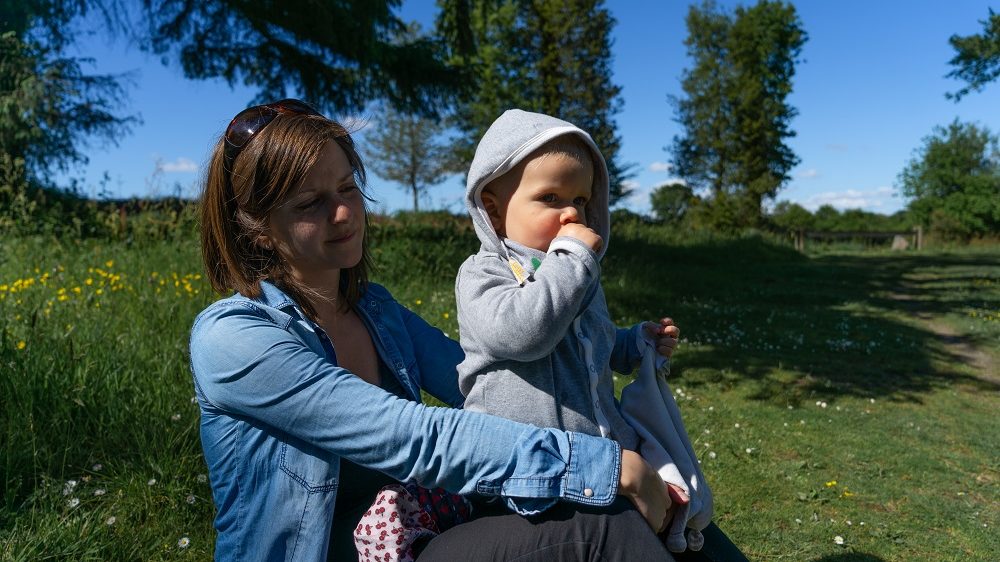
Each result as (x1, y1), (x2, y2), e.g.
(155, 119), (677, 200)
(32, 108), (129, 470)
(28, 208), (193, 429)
(465, 109), (611, 260)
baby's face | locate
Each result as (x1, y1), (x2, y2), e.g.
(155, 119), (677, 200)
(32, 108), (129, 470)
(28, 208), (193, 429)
(499, 153), (594, 253)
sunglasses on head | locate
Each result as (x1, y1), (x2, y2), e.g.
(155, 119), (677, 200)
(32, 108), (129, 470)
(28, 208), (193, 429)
(223, 98), (321, 172)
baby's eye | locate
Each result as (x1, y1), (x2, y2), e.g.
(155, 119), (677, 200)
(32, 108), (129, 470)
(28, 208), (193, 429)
(340, 183), (359, 193)
(573, 197), (588, 206)
(540, 194), (557, 203)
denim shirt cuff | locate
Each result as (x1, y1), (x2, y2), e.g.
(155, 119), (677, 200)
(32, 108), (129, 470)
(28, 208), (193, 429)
(562, 432), (620, 506)
(498, 431), (619, 515)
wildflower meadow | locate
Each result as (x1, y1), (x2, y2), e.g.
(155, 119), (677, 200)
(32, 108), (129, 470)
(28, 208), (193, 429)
(1, 217), (998, 561)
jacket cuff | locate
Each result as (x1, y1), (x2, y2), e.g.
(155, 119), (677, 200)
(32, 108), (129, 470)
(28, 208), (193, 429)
(548, 237), (600, 279)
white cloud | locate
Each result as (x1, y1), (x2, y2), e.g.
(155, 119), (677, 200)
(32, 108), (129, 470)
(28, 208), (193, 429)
(797, 168), (820, 179)
(648, 161), (673, 172)
(160, 157), (198, 173)
(802, 187), (897, 211)
(621, 180), (641, 191)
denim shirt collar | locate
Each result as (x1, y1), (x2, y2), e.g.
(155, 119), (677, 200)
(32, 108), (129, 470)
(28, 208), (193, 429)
(255, 280), (306, 314)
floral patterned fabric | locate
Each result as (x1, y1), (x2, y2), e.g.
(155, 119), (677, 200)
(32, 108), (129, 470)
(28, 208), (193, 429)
(354, 484), (472, 562)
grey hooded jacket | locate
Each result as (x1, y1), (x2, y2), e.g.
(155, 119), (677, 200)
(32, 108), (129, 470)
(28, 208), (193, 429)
(456, 109), (641, 451)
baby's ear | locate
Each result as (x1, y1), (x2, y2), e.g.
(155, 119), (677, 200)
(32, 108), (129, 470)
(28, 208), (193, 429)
(481, 190), (504, 234)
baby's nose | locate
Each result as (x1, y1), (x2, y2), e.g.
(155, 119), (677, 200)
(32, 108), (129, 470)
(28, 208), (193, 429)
(560, 207), (580, 225)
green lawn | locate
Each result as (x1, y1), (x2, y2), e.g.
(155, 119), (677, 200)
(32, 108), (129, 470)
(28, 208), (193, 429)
(1, 222), (997, 561)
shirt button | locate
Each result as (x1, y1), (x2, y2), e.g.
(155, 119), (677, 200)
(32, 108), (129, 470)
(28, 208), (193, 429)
(584, 488), (594, 497)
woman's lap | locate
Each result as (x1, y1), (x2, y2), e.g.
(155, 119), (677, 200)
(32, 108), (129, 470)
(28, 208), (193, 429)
(417, 497), (674, 562)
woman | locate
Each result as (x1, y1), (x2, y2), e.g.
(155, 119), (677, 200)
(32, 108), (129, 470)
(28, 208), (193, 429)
(191, 99), (678, 561)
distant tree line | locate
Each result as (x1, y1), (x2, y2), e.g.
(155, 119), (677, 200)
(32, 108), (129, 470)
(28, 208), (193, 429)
(647, 180), (914, 235)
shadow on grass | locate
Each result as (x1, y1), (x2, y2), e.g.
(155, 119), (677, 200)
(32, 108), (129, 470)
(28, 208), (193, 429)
(809, 555), (887, 562)
(603, 235), (1000, 406)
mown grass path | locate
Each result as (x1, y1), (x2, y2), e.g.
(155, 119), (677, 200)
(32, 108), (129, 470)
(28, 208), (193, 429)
(1, 226), (997, 561)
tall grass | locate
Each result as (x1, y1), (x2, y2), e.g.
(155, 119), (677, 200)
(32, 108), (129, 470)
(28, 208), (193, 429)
(1, 216), (997, 560)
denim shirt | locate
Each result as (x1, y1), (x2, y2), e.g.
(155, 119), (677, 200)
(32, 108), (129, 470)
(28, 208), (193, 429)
(190, 281), (622, 561)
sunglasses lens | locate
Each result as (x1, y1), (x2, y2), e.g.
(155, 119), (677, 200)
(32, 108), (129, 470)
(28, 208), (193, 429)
(223, 99), (321, 171)
(226, 107), (273, 150)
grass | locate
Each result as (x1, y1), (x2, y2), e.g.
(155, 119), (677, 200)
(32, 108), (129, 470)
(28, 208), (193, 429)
(1, 219), (997, 561)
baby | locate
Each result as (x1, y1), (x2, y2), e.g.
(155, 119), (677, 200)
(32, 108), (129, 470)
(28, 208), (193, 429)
(455, 109), (709, 550)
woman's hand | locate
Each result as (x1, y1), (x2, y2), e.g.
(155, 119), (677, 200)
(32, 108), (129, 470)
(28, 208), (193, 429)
(619, 449), (672, 532)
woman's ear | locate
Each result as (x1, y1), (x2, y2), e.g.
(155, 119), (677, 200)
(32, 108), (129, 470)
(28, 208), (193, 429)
(481, 190), (505, 234)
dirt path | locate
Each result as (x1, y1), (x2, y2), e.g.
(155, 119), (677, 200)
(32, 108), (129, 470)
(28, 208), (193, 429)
(888, 284), (998, 385)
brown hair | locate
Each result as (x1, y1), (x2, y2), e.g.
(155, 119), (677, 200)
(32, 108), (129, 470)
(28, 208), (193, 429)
(200, 111), (374, 319)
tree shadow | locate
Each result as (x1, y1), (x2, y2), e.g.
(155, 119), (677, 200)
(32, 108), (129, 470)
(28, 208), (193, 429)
(604, 235), (999, 405)
(809, 554), (887, 562)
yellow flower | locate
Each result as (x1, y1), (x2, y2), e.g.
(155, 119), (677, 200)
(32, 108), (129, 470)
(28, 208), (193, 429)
(85, 278), (93, 286)
(16, 341), (26, 350)
(825, 480), (837, 488)
(105, 260), (114, 268)
(442, 312), (450, 319)
(415, 299), (422, 305)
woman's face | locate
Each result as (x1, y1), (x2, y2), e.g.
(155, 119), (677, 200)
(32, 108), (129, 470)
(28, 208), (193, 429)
(260, 140), (366, 286)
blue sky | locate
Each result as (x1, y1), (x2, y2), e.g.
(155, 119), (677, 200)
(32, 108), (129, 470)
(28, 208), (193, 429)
(63, 1), (997, 215)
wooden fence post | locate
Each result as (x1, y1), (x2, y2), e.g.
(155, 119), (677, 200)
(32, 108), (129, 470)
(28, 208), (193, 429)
(915, 226), (923, 250)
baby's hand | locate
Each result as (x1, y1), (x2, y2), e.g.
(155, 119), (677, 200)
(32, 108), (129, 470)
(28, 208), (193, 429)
(556, 222), (603, 253)
(643, 317), (680, 358)
(667, 483), (690, 506)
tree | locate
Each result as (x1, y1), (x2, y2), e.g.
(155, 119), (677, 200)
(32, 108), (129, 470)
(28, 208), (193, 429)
(898, 120), (1000, 239)
(649, 181), (694, 224)
(769, 200), (814, 231)
(669, 0), (806, 226)
(436, 0), (635, 205)
(363, 105), (450, 211)
(669, 2), (735, 199)
(946, 9), (1000, 101)
(1, 1), (135, 193)
(141, 0), (460, 115)
(811, 204), (840, 231)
